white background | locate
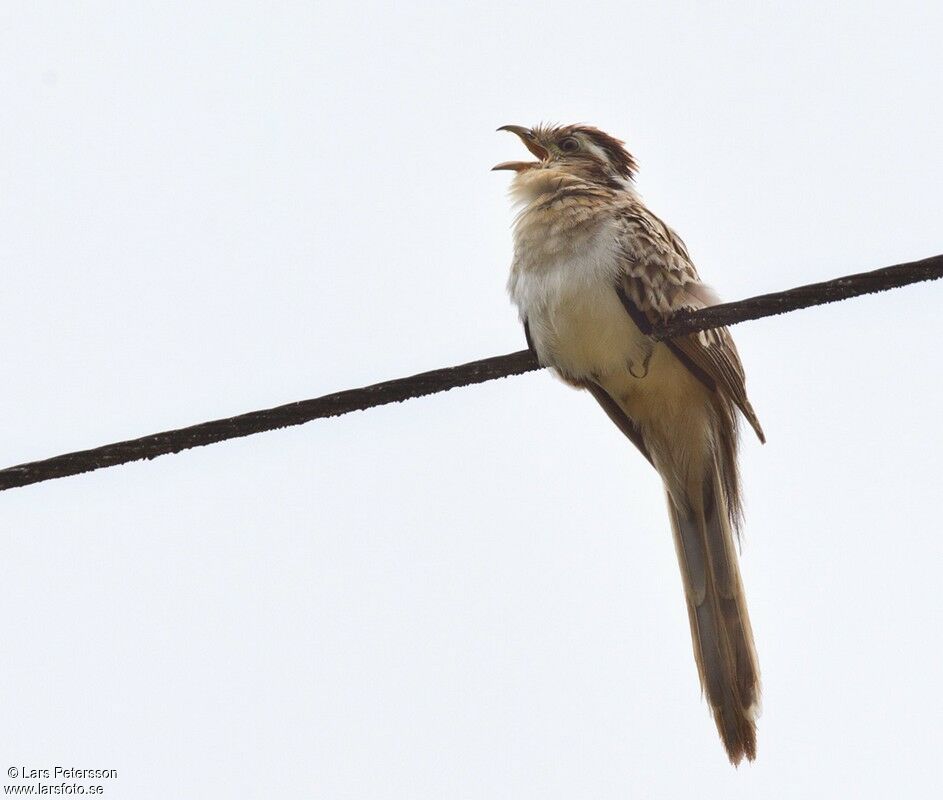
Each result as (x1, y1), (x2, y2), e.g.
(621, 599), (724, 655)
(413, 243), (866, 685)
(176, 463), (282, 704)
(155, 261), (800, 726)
(1, 2), (941, 797)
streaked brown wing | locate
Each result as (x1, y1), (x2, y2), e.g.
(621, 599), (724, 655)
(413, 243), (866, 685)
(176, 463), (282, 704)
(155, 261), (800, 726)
(615, 208), (765, 443)
(667, 325), (765, 443)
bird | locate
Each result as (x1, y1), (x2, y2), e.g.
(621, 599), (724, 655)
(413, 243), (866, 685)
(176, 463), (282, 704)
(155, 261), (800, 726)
(494, 123), (764, 764)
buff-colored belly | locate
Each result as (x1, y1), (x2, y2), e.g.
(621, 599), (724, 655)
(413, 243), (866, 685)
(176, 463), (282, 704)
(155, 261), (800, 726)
(508, 206), (713, 485)
(522, 269), (710, 449)
(528, 281), (645, 379)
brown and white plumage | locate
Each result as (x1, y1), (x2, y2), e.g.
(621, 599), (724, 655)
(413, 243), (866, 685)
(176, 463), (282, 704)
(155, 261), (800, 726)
(496, 124), (763, 764)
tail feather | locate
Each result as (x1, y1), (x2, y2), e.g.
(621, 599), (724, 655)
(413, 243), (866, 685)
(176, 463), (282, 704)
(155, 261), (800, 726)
(668, 459), (760, 765)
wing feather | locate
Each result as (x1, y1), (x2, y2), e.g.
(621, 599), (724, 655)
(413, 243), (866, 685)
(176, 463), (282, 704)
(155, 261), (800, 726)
(615, 208), (765, 443)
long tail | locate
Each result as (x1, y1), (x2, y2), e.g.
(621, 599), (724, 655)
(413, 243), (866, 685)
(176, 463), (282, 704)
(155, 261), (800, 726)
(667, 453), (760, 764)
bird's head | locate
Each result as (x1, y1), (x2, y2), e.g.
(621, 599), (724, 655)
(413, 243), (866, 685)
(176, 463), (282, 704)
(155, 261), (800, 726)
(493, 124), (637, 189)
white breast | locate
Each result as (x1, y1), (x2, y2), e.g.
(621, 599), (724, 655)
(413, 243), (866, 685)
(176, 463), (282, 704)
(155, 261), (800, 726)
(507, 212), (651, 381)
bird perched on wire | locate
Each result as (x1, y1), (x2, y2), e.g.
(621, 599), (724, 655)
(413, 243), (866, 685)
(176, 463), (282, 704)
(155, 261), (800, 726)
(494, 123), (765, 764)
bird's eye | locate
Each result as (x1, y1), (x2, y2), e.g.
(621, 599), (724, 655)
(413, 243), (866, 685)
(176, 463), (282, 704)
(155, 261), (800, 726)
(559, 137), (580, 153)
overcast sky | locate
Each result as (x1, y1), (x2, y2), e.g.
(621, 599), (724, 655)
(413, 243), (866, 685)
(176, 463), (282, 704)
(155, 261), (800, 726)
(2, 2), (942, 797)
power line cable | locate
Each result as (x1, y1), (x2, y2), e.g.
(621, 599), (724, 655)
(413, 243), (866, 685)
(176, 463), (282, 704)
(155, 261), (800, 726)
(1, 253), (940, 493)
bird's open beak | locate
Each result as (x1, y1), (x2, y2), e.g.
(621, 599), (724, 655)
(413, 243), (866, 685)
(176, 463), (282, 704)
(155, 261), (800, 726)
(492, 125), (548, 172)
